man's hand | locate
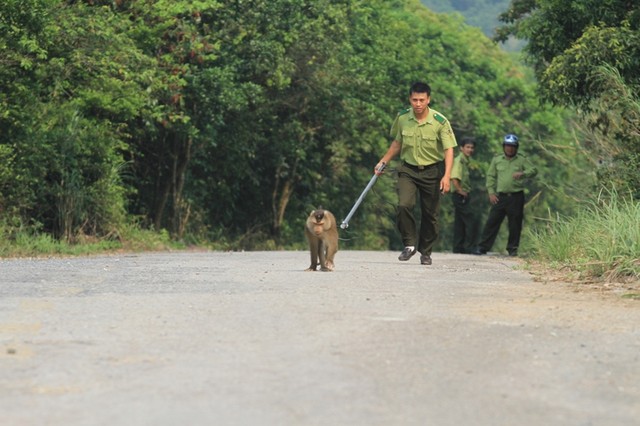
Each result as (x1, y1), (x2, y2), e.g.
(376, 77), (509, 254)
(440, 177), (450, 194)
(489, 194), (499, 205)
(374, 161), (386, 175)
(513, 171), (524, 180)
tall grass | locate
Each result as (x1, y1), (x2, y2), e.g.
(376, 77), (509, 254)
(528, 190), (640, 282)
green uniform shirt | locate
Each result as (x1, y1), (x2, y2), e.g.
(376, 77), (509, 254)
(450, 153), (471, 193)
(390, 107), (457, 166)
(486, 153), (538, 194)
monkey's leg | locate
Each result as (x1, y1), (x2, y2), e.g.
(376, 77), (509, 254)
(324, 239), (337, 271)
(319, 240), (332, 271)
(305, 236), (319, 271)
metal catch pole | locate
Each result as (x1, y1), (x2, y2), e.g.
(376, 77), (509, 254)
(340, 162), (386, 229)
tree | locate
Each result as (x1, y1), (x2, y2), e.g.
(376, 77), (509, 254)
(181, 0), (402, 246)
(420, 0), (514, 38)
(0, 0), (154, 240)
(496, 0), (640, 196)
(0, 0), (588, 252)
(496, 0), (640, 105)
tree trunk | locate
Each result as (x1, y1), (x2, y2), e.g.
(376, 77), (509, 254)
(271, 157), (299, 238)
(171, 135), (192, 239)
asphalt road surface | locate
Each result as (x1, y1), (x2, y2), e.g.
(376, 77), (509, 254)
(1, 250), (639, 426)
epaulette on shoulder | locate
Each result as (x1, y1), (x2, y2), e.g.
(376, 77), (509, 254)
(398, 107), (411, 116)
(433, 112), (446, 124)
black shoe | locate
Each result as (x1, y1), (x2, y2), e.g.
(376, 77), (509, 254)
(470, 248), (487, 255)
(398, 247), (417, 261)
(420, 255), (432, 265)
(508, 249), (518, 257)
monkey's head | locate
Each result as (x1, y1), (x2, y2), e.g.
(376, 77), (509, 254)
(313, 209), (325, 223)
(309, 209), (327, 236)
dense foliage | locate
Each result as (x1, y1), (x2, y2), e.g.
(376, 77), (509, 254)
(0, 0), (589, 251)
(496, 0), (640, 197)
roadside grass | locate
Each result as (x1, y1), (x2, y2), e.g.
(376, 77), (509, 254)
(527, 190), (640, 287)
(0, 223), (183, 258)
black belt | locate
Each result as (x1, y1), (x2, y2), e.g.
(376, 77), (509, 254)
(497, 191), (523, 197)
(403, 161), (438, 171)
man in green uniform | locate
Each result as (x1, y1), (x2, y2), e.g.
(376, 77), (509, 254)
(375, 82), (457, 265)
(450, 138), (478, 253)
(473, 134), (537, 256)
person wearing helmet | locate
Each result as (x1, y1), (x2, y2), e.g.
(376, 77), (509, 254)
(375, 82), (457, 266)
(450, 137), (479, 253)
(473, 134), (537, 256)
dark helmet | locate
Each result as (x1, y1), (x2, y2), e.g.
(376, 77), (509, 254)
(503, 134), (519, 147)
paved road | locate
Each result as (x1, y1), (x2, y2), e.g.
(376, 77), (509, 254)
(1, 251), (639, 425)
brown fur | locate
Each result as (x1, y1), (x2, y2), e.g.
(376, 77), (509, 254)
(304, 208), (338, 271)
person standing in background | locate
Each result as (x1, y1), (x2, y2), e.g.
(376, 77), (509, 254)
(450, 138), (478, 254)
(473, 134), (537, 257)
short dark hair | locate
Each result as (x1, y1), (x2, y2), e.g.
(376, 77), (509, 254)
(459, 137), (475, 147)
(410, 82), (431, 96)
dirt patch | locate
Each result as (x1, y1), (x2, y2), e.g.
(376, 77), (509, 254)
(525, 259), (640, 300)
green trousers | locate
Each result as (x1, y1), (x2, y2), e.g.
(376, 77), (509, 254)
(478, 191), (524, 254)
(452, 193), (479, 253)
(396, 162), (441, 256)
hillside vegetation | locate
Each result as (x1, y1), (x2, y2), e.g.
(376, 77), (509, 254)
(420, 0), (509, 36)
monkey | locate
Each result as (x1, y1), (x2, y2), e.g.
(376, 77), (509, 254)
(304, 208), (338, 271)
